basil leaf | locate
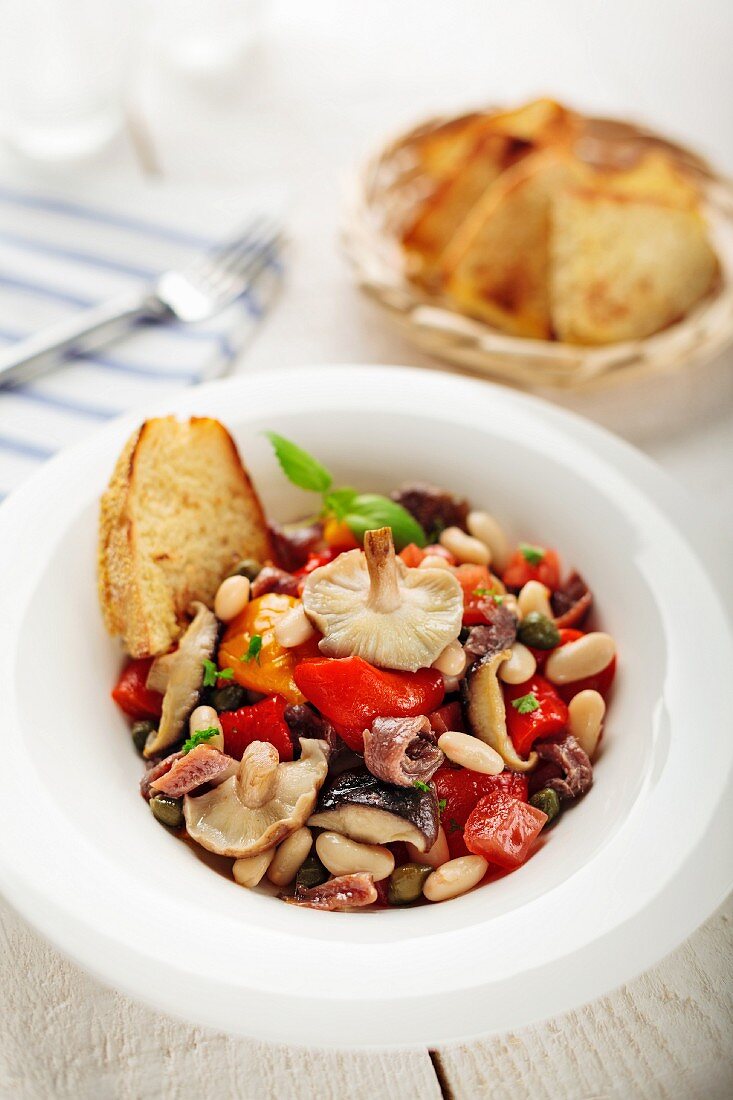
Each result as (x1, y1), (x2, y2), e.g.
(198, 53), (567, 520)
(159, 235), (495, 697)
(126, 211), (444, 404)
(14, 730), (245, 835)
(343, 494), (426, 550)
(265, 432), (333, 493)
(323, 487), (358, 520)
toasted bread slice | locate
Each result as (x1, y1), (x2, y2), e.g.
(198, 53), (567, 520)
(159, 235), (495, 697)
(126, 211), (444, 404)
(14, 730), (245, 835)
(441, 151), (580, 338)
(401, 100), (580, 286)
(550, 182), (718, 344)
(99, 416), (271, 657)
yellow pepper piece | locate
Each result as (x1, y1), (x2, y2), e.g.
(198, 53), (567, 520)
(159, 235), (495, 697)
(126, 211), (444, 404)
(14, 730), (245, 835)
(218, 593), (320, 705)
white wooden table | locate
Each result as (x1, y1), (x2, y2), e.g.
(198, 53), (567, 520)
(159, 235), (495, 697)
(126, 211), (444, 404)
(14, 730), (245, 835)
(1, 3), (732, 1096)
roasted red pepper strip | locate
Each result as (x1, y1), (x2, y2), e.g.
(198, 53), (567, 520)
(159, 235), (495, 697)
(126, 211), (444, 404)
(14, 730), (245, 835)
(294, 549), (340, 576)
(503, 674), (568, 758)
(433, 765), (528, 859)
(502, 547), (560, 591)
(464, 790), (547, 869)
(294, 656), (444, 753)
(219, 695), (293, 761)
(112, 658), (163, 720)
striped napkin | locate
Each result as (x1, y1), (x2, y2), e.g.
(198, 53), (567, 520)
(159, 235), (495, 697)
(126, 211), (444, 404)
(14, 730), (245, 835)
(0, 175), (283, 502)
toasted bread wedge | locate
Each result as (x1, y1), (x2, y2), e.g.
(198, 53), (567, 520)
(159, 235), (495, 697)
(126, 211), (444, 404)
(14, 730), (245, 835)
(99, 416), (271, 658)
(402, 99), (580, 286)
(441, 151), (580, 338)
(550, 182), (718, 344)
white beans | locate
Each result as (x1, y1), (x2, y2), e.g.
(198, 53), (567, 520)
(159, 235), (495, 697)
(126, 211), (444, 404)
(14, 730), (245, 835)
(214, 574), (251, 622)
(267, 827), (313, 886)
(423, 855), (488, 902)
(517, 579), (553, 619)
(315, 832), (395, 882)
(501, 592), (521, 619)
(232, 849), (274, 887)
(438, 731), (504, 775)
(439, 526), (491, 566)
(466, 511), (511, 572)
(545, 632), (616, 684)
(406, 825), (450, 869)
(499, 642), (537, 685)
(189, 705), (224, 751)
(432, 639), (467, 678)
(274, 604), (315, 648)
(419, 554), (454, 571)
(568, 690), (606, 758)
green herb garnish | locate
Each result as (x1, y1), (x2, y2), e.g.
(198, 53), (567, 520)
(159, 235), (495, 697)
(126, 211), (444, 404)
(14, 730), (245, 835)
(413, 780), (431, 793)
(202, 659), (234, 687)
(473, 586), (490, 597)
(240, 634), (263, 663)
(438, 798), (447, 814)
(519, 543), (545, 565)
(266, 432), (426, 550)
(511, 691), (540, 714)
(181, 727), (218, 754)
(473, 585), (505, 606)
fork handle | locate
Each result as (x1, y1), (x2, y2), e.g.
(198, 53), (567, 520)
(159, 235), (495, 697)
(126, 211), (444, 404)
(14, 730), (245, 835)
(0, 288), (168, 389)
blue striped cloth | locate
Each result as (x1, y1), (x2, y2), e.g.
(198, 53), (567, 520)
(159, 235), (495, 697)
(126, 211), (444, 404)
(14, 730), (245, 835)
(0, 177), (283, 502)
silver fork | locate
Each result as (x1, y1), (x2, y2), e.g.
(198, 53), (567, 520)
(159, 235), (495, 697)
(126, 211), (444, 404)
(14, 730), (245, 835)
(0, 215), (284, 389)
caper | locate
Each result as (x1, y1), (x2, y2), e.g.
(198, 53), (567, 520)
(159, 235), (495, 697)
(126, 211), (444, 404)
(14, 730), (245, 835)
(294, 854), (328, 891)
(229, 558), (262, 582)
(529, 788), (561, 825)
(210, 683), (248, 712)
(131, 719), (155, 755)
(517, 611), (560, 650)
(150, 794), (184, 829)
(387, 862), (433, 905)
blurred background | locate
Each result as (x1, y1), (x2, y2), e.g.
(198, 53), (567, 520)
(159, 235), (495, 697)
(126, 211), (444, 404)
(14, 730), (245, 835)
(0, 0), (731, 494)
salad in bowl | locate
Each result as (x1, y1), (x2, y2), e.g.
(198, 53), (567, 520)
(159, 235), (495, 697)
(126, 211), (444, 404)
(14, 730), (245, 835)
(100, 416), (616, 912)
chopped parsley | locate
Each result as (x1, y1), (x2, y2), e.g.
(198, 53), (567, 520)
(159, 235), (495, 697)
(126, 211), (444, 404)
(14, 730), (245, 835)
(438, 798), (447, 814)
(519, 543), (545, 566)
(473, 586), (490, 597)
(473, 586), (505, 605)
(240, 634), (263, 663)
(511, 691), (540, 714)
(413, 780), (431, 793)
(181, 727), (218, 754)
(202, 659), (234, 687)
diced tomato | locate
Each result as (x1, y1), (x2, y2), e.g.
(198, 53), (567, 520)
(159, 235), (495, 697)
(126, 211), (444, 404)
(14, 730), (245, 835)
(454, 563), (492, 604)
(399, 543), (455, 568)
(428, 701), (465, 734)
(464, 790), (547, 869)
(503, 675), (569, 757)
(112, 658), (163, 720)
(399, 543), (425, 568)
(294, 656), (444, 753)
(219, 695), (293, 761)
(502, 547), (561, 591)
(433, 765), (528, 858)
(294, 549), (340, 576)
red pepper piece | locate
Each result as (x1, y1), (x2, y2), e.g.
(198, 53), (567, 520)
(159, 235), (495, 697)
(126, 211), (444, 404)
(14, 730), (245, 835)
(502, 547), (561, 591)
(428, 701), (465, 734)
(294, 656), (444, 753)
(294, 549), (340, 576)
(504, 674), (569, 758)
(433, 765), (529, 859)
(112, 658), (163, 720)
(464, 790), (547, 869)
(219, 695), (294, 761)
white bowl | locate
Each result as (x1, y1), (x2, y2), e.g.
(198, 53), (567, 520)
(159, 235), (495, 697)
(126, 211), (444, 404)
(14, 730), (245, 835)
(0, 365), (731, 1050)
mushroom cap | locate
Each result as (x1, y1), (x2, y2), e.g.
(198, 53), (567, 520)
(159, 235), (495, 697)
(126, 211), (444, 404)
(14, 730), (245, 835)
(301, 531), (463, 672)
(144, 601), (219, 757)
(183, 737), (329, 858)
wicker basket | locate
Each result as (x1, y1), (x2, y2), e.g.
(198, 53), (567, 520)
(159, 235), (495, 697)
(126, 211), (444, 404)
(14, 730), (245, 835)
(341, 110), (733, 392)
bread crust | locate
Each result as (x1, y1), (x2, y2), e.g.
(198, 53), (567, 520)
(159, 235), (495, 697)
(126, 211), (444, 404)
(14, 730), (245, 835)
(98, 417), (272, 658)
